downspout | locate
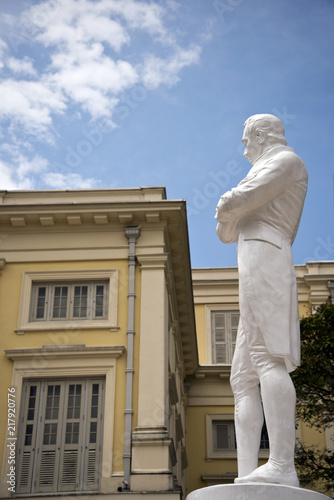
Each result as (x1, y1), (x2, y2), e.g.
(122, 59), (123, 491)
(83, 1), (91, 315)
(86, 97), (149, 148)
(123, 226), (141, 490)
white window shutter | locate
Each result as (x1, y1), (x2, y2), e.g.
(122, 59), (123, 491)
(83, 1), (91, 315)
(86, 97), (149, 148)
(211, 311), (240, 364)
(34, 382), (63, 493)
(16, 378), (104, 494)
(58, 382), (83, 491)
(82, 380), (105, 491)
(16, 382), (41, 494)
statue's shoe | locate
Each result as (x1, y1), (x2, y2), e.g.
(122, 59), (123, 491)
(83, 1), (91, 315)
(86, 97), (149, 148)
(234, 461), (299, 488)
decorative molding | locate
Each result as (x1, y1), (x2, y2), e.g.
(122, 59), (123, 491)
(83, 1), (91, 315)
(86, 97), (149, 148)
(202, 473), (236, 485)
(5, 345), (125, 361)
(169, 372), (179, 406)
(175, 413), (184, 442)
(39, 216), (55, 226)
(119, 213), (133, 224)
(10, 216), (25, 226)
(137, 254), (168, 270)
(67, 215), (81, 225)
(94, 214), (109, 225)
(146, 213), (160, 223)
(181, 446), (188, 470)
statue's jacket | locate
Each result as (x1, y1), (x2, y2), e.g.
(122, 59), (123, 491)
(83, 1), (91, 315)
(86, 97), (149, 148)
(216, 145), (308, 372)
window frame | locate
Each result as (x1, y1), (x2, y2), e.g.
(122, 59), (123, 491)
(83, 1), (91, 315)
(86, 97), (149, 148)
(206, 413), (270, 460)
(205, 306), (240, 365)
(16, 270), (118, 334)
(16, 377), (105, 495)
(212, 419), (236, 453)
(3, 346), (124, 496)
(30, 281), (109, 322)
(206, 414), (237, 459)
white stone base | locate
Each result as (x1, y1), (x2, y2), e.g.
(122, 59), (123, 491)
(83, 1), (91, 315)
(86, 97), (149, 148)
(186, 483), (329, 500)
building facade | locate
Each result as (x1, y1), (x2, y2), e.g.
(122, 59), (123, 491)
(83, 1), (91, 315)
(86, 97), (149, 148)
(0, 188), (197, 499)
(0, 188), (333, 499)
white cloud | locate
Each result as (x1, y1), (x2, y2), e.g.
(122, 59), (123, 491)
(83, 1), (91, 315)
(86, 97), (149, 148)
(49, 51), (138, 118)
(0, 0), (203, 190)
(16, 154), (48, 180)
(141, 44), (201, 89)
(0, 78), (66, 140)
(0, 39), (7, 69)
(1, 0), (201, 133)
(0, 159), (36, 190)
(0, 147), (100, 191)
(7, 57), (37, 76)
(43, 172), (99, 189)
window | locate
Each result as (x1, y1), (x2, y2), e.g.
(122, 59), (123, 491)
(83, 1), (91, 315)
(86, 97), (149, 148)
(211, 310), (239, 364)
(260, 422), (269, 449)
(212, 420), (269, 452)
(16, 270), (118, 333)
(206, 413), (269, 459)
(212, 420), (236, 452)
(16, 378), (105, 495)
(30, 281), (108, 322)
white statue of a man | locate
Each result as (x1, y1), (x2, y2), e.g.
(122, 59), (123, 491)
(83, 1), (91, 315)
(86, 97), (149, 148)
(215, 114), (308, 487)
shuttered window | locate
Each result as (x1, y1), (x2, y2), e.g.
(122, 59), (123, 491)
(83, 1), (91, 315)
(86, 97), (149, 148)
(16, 378), (104, 494)
(212, 419), (269, 453)
(211, 311), (239, 364)
(212, 420), (236, 451)
(30, 282), (108, 322)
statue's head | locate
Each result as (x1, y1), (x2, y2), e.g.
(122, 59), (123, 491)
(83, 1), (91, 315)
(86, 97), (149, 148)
(242, 114), (287, 165)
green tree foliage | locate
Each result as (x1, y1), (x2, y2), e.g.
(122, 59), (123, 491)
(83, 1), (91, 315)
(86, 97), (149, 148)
(291, 304), (334, 491)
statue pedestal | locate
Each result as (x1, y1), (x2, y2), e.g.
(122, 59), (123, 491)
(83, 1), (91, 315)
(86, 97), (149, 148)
(186, 483), (329, 500)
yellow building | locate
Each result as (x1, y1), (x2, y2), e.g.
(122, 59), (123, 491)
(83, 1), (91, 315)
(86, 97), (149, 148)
(0, 188), (333, 499)
(0, 188), (197, 499)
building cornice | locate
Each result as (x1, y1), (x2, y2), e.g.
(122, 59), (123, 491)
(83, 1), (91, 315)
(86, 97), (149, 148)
(5, 345), (126, 361)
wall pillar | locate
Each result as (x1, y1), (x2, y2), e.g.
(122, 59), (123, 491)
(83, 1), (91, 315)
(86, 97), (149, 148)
(131, 254), (173, 491)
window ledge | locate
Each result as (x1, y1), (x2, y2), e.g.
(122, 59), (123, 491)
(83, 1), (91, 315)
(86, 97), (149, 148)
(5, 345), (126, 360)
(206, 450), (269, 460)
(15, 323), (120, 334)
(206, 452), (237, 460)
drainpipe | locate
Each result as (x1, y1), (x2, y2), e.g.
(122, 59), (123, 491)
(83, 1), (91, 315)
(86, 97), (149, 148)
(123, 226), (141, 490)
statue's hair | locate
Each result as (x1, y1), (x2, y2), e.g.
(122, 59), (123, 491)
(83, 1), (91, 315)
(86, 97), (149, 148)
(244, 114), (287, 145)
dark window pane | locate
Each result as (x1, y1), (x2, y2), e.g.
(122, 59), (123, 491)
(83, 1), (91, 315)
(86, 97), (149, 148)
(28, 398), (35, 409)
(25, 424), (33, 446)
(29, 386), (37, 397)
(27, 409), (35, 420)
(216, 424), (229, 449)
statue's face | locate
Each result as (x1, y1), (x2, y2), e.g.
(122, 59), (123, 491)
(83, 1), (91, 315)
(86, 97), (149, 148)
(242, 126), (264, 165)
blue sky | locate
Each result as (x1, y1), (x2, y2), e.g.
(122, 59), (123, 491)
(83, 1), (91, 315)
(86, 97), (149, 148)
(0, 0), (333, 268)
